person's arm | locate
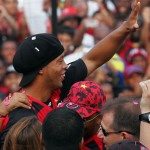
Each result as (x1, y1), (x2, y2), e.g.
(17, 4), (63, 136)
(82, 0), (141, 75)
(140, 6), (150, 52)
(139, 80), (150, 149)
(0, 93), (31, 117)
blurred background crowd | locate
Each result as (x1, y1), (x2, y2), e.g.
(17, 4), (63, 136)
(0, 0), (150, 101)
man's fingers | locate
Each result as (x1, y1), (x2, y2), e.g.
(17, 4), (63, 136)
(18, 102), (31, 109)
(131, 0), (141, 9)
(129, 0), (141, 21)
(19, 98), (31, 106)
(139, 82), (148, 93)
(139, 80), (150, 94)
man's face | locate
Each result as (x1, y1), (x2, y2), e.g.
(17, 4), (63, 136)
(57, 33), (73, 54)
(100, 112), (123, 149)
(42, 53), (68, 90)
(1, 41), (17, 65)
(132, 56), (147, 71)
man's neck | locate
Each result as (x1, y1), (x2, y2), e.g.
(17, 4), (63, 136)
(23, 84), (52, 102)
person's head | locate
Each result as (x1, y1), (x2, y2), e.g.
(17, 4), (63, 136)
(113, 0), (131, 21)
(3, 65), (21, 92)
(101, 82), (114, 100)
(13, 33), (67, 90)
(1, 40), (17, 65)
(59, 7), (81, 29)
(108, 140), (148, 150)
(127, 48), (148, 71)
(42, 107), (84, 150)
(100, 97), (140, 149)
(3, 0), (18, 16)
(125, 65), (144, 88)
(3, 116), (42, 150)
(74, 0), (88, 18)
(57, 26), (75, 54)
(60, 81), (106, 139)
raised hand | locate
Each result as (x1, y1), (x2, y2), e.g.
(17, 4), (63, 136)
(124, 0), (141, 31)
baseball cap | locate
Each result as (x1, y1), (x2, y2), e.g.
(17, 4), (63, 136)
(124, 65), (144, 79)
(59, 81), (106, 119)
(42, 107), (84, 150)
(59, 7), (81, 24)
(108, 140), (148, 150)
(127, 48), (148, 63)
(13, 33), (64, 87)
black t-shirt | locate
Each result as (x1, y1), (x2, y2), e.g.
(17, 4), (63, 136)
(0, 59), (87, 147)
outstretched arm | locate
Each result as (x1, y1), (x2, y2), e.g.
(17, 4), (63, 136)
(139, 80), (150, 149)
(82, 0), (141, 75)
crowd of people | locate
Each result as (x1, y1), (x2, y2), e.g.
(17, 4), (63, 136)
(0, 0), (150, 149)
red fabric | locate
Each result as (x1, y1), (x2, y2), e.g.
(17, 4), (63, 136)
(60, 81), (106, 118)
(0, 116), (9, 132)
(0, 86), (9, 96)
(0, 93), (53, 131)
(118, 40), (133, 60)
(0, 11), (29, 42)
(27, 95), (53, 123)
(50, 89), (61, 109)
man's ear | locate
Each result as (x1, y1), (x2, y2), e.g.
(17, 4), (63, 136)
(121, 132), (133, 140)
(121, 132), (126, 140)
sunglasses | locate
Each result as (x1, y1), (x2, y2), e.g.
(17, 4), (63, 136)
(100, 125), (135, 137)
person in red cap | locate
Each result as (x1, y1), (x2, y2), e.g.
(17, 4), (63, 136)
(127, 48), (148, 71)
(58, 6), (82, 29)
(59, 80), (106, 150)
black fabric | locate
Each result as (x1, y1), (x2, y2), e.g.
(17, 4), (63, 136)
(13, 33), (64, 87)
(60, 59), (87, 100)
(108, 140), (148, 150)
(86, 140), (100, 150)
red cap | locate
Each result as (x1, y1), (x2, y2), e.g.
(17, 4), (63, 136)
(61, 7), (78, 17)
(59, 7), (81, 23)
(59, 81), (106, 119)
(127, 48), (148, 63)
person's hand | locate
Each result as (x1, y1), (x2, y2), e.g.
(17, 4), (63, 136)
(142, 6), (150, 24)
(123, 0), (141, 31)
(6, 92), (31, 113)
(139, 80), (150, 113)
